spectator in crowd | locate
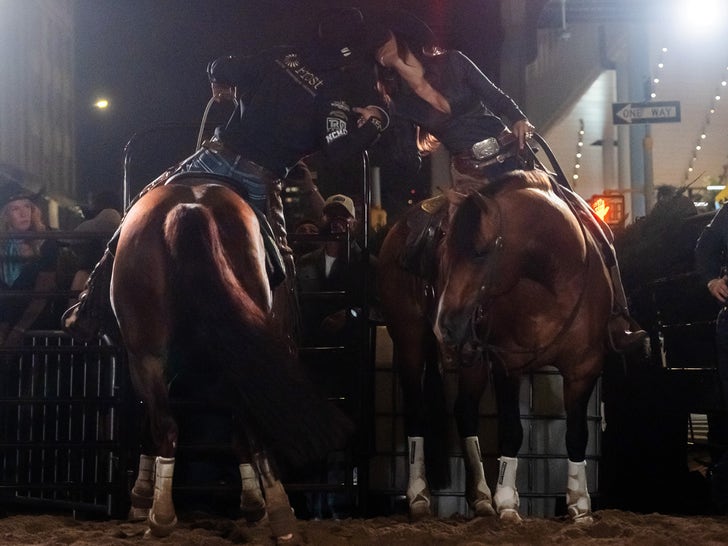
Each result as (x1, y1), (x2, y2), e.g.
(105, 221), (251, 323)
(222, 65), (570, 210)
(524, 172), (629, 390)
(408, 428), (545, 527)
(651, 184), (698, 220)
(291, 218), (322, 262)
(296, 193), (374, 347)
(0, 179), (59, 347)
(67, 190), (122, 308)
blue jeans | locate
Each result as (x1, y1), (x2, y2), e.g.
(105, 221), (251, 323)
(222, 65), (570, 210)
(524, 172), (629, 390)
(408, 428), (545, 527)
(178, 147), (270, 214)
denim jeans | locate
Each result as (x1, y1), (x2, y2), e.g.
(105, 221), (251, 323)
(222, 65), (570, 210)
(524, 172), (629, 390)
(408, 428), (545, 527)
(179, 148), (269, 213)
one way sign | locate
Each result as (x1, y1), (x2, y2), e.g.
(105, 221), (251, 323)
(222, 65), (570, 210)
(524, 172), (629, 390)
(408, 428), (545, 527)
(612, 101), (681, 124)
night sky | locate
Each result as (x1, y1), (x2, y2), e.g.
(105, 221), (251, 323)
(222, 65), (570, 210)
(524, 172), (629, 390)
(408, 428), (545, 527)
(73, 0), (502, 201)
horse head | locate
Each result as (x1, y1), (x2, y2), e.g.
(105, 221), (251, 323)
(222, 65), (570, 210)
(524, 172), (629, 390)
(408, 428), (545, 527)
(434, 183), (517, 348)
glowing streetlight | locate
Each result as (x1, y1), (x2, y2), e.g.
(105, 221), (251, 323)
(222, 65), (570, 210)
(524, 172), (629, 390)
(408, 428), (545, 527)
(672, 0), (728, 35)
(94, 98), (109, 109)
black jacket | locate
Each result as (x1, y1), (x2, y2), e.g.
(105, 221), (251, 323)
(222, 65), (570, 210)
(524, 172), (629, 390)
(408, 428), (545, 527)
(696, 205), (728, 284)
(208, 46), (386, 178)
(387, 50), (527, 154)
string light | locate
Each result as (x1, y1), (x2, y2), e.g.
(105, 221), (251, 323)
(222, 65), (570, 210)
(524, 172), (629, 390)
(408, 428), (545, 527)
(650, 47), (668, 99)
(683, 63), (728, 183)
(572, 119), (584, 185)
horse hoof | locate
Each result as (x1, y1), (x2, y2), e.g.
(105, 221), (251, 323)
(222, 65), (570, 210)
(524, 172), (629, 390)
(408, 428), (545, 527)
(498, 508), (523, 523)
(127, 506), (149, 522)
(146, 512), (178, 538)
(568, 506), (594, 524)
(241, 506), (266, 524)
(409, 502), (432, 521)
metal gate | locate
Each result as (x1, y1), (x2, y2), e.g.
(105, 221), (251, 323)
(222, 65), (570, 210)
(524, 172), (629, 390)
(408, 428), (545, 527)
(0, 330), (131, 516)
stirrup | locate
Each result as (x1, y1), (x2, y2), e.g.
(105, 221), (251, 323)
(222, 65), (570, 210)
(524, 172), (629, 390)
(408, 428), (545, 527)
(62, 253), (113, 341)
(609, 330), (648, 353)
(62, 297), (99, 342)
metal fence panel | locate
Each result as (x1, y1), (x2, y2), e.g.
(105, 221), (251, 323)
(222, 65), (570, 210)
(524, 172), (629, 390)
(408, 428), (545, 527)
(0, 331), (131, 516)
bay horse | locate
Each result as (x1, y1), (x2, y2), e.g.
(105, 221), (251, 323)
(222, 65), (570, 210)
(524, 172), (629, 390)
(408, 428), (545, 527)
(377, 169), (611, 523)
(110, 174), (352, 539)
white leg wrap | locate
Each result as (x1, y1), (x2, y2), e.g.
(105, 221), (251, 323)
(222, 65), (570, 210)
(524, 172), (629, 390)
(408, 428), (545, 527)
(128, 454), (155, 521)
(406, 436), (432, 518)
(462, 436), (495, 517)
(494, 456), (521, 522)
(147, 456), (178, 538)
(566, 460), (593, 523)
(239, 463), (266, 522)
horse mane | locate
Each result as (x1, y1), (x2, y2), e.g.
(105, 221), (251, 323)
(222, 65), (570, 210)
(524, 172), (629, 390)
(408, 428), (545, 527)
(444, 170), (552, 257)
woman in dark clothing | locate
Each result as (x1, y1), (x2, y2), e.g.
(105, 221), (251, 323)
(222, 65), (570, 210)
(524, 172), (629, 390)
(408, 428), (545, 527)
(370, 12), (645, 350)
(0, 182), (58, 347)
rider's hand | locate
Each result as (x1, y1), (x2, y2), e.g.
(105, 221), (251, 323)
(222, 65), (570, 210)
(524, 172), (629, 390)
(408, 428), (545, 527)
(211, 82), (235, 103)
(708, 276), (728, 303)
(512, 119), (535, 151)
(353, 106), (389, 132)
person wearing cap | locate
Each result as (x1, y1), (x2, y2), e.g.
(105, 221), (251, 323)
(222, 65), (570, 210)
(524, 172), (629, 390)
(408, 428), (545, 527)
(66, 190), (122, 309)
(296, 193), (372, 346)
(370, 10), (645, 353)
(295, 193), (372, 518)
(0, 180), (59, 347)
(63, 7), (390, 342)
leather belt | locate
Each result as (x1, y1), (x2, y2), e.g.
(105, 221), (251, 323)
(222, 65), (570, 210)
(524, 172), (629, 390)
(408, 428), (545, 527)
(452, 130), (519, 177)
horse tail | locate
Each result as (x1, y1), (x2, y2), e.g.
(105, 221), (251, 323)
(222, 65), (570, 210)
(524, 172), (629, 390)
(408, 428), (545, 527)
(162, 203), (353, 468)
(423, 329), (451, 490)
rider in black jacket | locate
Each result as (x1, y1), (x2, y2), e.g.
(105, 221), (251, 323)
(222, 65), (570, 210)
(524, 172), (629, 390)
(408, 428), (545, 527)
(63, 8), (389, 341)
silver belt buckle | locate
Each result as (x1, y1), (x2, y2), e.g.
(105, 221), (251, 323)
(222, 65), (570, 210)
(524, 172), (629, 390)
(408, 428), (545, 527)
(471, 137), (499, 160)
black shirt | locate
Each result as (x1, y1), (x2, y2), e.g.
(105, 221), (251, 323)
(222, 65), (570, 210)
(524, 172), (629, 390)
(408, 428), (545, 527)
(208, 46), (385, 178)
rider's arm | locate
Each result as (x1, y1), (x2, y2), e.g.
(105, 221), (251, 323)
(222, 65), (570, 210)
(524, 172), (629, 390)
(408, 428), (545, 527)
(454, 50), (533, 149)
(317, 98), (389, 165)
(456, 50), (527, 124)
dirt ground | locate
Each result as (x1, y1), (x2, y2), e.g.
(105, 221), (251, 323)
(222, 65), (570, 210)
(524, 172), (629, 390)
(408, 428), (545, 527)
(0, 509), (727, 545)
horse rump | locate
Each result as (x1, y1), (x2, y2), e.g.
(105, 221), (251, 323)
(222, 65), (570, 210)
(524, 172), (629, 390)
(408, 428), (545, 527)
(163, 202), (354, 469)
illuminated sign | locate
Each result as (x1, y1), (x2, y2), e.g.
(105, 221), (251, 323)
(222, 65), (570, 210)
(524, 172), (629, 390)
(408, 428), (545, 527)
(588, 194), (625, 227)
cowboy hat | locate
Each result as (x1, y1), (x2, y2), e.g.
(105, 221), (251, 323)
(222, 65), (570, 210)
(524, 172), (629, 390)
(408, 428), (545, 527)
(368, 9), (438, 53)
(0, 180), (43, 209)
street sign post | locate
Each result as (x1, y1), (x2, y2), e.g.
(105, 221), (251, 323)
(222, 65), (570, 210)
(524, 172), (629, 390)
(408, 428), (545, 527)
(612, 101), (681, 125)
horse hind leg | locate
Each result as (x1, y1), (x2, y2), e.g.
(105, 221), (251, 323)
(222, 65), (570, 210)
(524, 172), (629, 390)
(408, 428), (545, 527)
(239, 462), (266, 523)
(461, 436), (496, 517)
(147, 456), (178, 538)
(128, 454), (155, 521)
(254, 452), (297, 542)
(406, 436), (433, 519)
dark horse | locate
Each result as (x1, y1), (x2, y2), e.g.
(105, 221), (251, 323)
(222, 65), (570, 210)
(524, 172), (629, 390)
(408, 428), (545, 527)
(111, 175), (351, 539)
(377, 170), (611, 522)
